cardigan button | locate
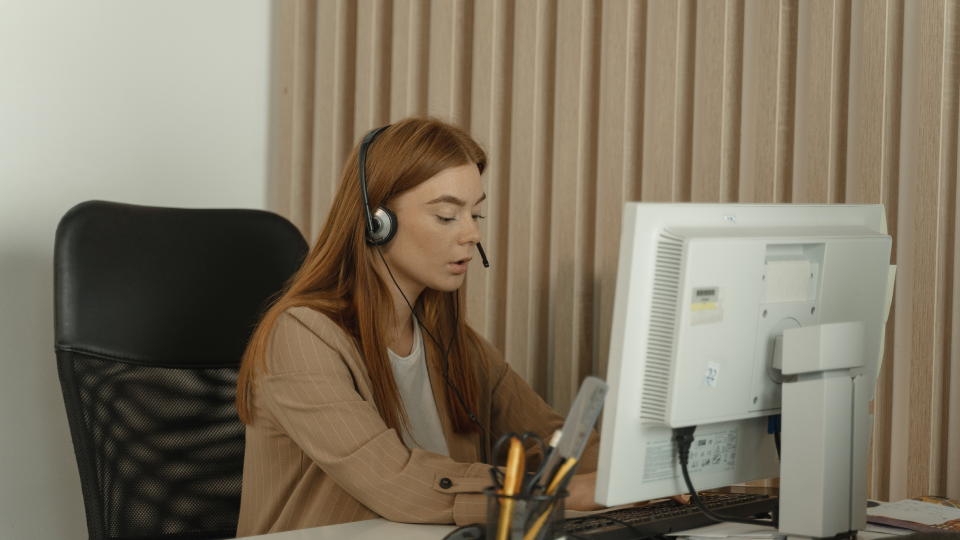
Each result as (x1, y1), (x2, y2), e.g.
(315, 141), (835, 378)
(439, 478), (453, 489)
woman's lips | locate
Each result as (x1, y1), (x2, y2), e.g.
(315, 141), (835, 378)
(449, 257), (472, 274)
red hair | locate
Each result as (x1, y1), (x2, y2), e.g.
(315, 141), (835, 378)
(237, 117), (488, 436)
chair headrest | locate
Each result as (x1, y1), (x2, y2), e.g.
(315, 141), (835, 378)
(55, 200), (308, 367)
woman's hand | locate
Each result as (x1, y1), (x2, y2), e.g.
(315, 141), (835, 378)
(565, 472), (606, 511)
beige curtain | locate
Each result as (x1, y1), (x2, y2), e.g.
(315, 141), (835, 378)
(269, 0), (960, 501)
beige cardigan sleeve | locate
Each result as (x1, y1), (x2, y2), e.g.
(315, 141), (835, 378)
(483, 339), (602, 475)
(259, 311), (490, 525)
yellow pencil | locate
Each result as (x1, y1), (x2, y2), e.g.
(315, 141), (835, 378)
(523, 457), (578, 540)
(497, 438), (525, 540)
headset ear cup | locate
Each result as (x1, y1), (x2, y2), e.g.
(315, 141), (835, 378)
(366, 206), (398, 245)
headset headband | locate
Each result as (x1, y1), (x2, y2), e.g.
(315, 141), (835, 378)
(358, 125), (391, 238)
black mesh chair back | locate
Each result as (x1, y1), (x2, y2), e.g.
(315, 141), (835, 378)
(54, 201), (308, 540)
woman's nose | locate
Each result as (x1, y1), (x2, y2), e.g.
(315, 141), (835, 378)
(462, 215), (482, 245)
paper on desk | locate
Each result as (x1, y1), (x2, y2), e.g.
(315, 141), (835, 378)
(864, 523), (916, 536)
(876, 206), (896, 375)
(665, 521), (783, 539)
(867, 499), (960, 526)
(876, 265), (896, 374)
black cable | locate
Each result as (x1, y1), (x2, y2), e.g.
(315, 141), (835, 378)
(674, 427), (778, 529)
(774, 431), (781, 461)
(374, 245), (488, 464)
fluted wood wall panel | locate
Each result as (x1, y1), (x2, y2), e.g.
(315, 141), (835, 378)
(271, 0), (960, 500)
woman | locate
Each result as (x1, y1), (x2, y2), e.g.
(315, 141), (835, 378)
(235, 117), (602, 535)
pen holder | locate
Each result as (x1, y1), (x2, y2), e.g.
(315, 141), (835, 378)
(483, 487), (568, 540)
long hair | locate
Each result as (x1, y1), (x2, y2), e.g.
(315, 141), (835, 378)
(236, 117), (488, 436)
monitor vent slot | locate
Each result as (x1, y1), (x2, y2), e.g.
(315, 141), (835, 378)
(640, 232), (684, 424)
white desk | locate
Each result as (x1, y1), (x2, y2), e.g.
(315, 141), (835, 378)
(239, 518), (896, 540)
(237, 519), (456, 540)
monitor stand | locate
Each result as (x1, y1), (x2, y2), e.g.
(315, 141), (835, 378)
(776, 322), (870, 540)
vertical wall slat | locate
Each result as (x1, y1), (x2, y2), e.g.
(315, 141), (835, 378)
(845, 0), (864, 205)
(354, 0), (392, 137)
(641, 0), (678, 202)
(427, 0), (473, 124)
(951, 138), (960, 498)
(881, 0), (904, 270)
(775, 0), (799, 203)
(642, 0), (696, 202)
(549, 0), (581, 411)
(548, 0), (601, 412)
(311, 0), (355, 238)
(505, 0), (557, 396)
(595, 0), (646, 381)
(794, 0), (839, 204)
(272, 1), (299, 220)
(299, 0), (323, 234)
(856, 0), (904, 502)
(504, 0), (536, 391)
(390, 0), (430, 119)
(829, 0), (853, 204)
(676, 0), (697, 203)
(720, 0), (745, 203)
(427, 0), (454, 119)
(906, 0), (959, 498)
(690, 1), (726, 203)
(389, 0), (410, 120)
(739, 0), (778, 203)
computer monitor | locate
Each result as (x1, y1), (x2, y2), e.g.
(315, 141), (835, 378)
(596, 204), (891, 539)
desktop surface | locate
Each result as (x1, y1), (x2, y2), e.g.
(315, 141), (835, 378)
(236, 490), (911, 540)
(236, 518), (456, 540)
(238, 516), (895, 540)
(238, 492), (775, 540)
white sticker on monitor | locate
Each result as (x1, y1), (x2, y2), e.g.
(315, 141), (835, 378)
(641, 429), (739, 483)
(703, 362), (720, 387)
(691, 286), (723, 325)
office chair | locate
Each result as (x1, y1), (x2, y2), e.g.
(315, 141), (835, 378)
(54, 201), (308, 540)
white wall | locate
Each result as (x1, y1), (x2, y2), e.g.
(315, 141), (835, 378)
(0, 2), (271, 538)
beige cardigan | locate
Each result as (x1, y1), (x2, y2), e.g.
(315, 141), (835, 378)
(236, 306), (600, 536)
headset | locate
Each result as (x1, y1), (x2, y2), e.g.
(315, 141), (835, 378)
(358, 125), (489, 464)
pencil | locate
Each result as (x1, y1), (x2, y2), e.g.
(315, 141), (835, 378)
(497, 437), (525, 540)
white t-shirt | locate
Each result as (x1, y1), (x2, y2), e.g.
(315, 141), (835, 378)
(386, 317), (451, 458)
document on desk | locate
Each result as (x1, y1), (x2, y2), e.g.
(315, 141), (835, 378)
(664, 521), (783, 539)
(867, 499), (960, 527)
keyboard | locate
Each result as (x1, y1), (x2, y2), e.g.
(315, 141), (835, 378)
(562, 492), (778, 540)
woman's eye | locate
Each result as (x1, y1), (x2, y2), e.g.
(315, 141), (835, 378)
(437, 216), (456, 223)
(472, 214), (485, 221)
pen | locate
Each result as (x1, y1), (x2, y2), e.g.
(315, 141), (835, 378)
(523, 457), (578, 540)
(497, 437), (525, 540)
(546, 456), (577, 495)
